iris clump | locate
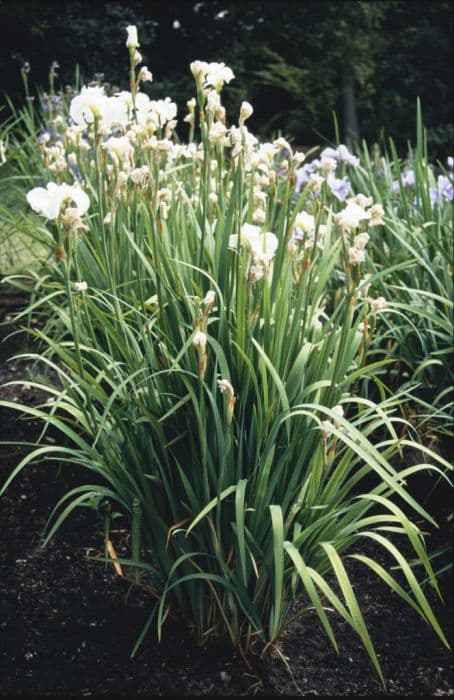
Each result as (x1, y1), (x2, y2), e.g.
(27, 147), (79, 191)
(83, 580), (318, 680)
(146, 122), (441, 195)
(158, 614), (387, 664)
(343, 115), (453, 432)
(0, 25), (452, 686)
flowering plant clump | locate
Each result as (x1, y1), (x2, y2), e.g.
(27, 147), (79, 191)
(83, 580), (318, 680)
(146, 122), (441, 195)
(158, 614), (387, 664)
(0, 26), (451, 685)
(341, 108), (453, 429)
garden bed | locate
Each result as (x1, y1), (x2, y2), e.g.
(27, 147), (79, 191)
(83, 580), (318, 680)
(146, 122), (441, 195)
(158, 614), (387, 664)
(1, 298), (452, 697)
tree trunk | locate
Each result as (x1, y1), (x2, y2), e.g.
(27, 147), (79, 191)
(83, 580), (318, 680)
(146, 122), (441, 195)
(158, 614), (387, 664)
(342, 69), (359, 150)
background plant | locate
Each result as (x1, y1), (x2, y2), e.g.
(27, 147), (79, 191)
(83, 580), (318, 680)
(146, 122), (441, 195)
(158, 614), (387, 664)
(347, 106), (453, 436)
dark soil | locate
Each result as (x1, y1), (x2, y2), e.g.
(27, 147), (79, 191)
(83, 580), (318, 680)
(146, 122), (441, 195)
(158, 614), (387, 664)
(1, 289), (453, 697)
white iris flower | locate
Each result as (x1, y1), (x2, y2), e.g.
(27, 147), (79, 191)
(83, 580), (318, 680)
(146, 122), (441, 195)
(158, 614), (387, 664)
(27, 183), (90, 220)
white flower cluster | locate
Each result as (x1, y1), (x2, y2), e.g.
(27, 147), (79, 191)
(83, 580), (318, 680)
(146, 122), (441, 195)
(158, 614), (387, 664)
(334, 195), (384, 267)
(25, 21), (388, 318)
(335, 195), (384, 231)
(70, 87), (177, 135)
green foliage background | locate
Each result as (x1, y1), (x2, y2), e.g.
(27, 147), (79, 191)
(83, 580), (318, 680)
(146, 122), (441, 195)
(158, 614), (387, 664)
(0, 0), (452, 155)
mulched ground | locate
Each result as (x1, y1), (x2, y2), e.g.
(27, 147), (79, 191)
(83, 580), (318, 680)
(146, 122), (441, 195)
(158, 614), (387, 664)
(1, 290), (453, 697)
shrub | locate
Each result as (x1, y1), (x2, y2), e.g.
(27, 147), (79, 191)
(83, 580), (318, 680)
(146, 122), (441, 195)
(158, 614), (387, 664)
(1, 27), (451, 685)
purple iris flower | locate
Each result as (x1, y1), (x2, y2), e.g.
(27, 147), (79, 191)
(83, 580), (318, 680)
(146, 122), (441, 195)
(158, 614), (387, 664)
(295, 159), (321, 193)
(336, 144), (359, 167)
(295, 170), (307, 191)
(437, 175), (453, 202)
(402, 168), (415, 187)
(429, 187), (440, 207)
(430, 175), (454, 207)
(327, 173), (351, 202)
(321, 144), (359, 167)
(320, 146), (339, 161)
(38, 131), (50, 144)
(391, 167), (416, 194)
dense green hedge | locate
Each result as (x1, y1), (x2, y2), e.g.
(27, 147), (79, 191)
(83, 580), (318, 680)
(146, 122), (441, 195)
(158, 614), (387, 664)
(0, 0), (452, 155)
